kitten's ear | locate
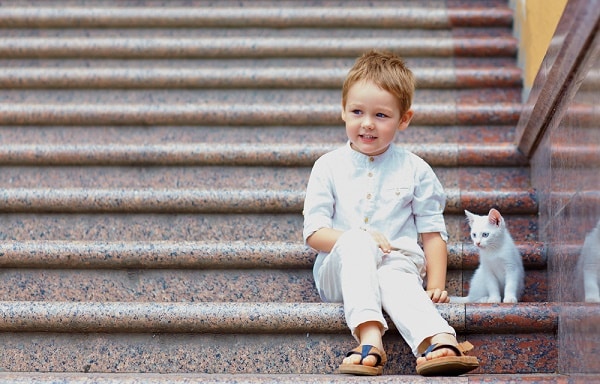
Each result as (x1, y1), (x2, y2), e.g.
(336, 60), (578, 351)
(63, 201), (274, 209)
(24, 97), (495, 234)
(488, 208), (503, 227)
(464, 210), (475, 226)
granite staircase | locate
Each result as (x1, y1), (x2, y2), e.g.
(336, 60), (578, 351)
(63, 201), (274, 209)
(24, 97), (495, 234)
(0, 1), (561, 382)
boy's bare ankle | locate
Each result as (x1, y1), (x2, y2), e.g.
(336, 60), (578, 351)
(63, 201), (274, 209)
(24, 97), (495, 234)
(356, 321), (384, 351)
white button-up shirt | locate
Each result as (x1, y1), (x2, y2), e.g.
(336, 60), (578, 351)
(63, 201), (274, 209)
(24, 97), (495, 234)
(303, 141), (448, 287)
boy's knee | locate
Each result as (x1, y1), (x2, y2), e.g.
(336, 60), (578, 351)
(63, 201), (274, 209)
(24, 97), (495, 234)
(336, 229), (378, 257)
(337, 228), (373, 246)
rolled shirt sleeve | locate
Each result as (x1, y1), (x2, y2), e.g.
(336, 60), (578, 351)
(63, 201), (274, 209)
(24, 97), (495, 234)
(412, 160), (448, 242)
(303, 156), (335, 244)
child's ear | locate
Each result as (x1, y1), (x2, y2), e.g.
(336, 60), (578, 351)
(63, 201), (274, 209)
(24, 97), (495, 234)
(341, 105), (347, 122)
(398, 109), (414, 131)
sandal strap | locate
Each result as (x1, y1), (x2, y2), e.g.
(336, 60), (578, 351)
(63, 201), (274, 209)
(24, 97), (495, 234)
(346, 345), (382, 366)
(421, 343), (462, 358)
(457, 341), (474, 354)
(421, 340), (475, 358)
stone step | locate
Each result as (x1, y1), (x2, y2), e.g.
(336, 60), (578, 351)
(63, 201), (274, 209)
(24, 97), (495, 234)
(0, 142), (528, 167)
(0, 123), (523, 154)
(0, 65), (521, 90)
(0, 241), (547, 303)
(0, 301), (560, 375)
(0, 124), (523, 155)
(0, 165), (531, 190)
(0, 89), (520, 106)
(0, 187), (537, 214)
(0, 87), (520, 101)
(0, 0), (556, 379)
(0, 102), (522, 126)
(0, 241), (546, 270)
(0, 373), (581, 384)
(0, 2), (513, 29)
(0, 214), (539, 243)
(0, 266), (547, 303)
(0, 57), (522, 73)
(0, 35), (517, 59)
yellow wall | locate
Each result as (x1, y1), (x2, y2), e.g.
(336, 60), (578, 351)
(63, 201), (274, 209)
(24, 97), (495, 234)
(512, 0), (568, 89)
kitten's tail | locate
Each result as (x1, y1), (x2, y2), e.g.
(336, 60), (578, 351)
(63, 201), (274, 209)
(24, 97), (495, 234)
(449, 296), (470, 303)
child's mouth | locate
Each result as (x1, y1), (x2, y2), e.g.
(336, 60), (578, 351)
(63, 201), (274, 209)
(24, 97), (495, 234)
(360, 134), (377, 141)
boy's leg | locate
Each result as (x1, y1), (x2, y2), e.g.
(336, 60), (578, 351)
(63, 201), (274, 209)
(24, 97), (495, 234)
(378, 262), (480, 375)
(317, 229), (388, 337)
(316, 229), (388, 368)
(377, 263), (455, 356)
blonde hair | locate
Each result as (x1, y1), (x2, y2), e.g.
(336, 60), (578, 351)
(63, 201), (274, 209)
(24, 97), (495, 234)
(342, 50), (415, 115)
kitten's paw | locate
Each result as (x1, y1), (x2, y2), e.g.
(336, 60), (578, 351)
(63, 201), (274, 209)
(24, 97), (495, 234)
(503, 296), (518, 303)
(487, 296), (502, 303)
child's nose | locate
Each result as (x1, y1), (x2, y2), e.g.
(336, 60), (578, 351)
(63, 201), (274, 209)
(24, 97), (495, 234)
(361, 117), (374, 129)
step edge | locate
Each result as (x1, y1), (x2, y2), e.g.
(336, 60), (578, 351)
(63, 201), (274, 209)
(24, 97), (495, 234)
(0, 372), (575, 384)
(0, 301), (561, 334)
(0, 102), (522, 126)
(0, 142), (527, 167)
(0, 7), (452, 29)
(0, 36), (518, 59)
(0, 240), (547, 270)
(0, 67), (522, 89)
(0, 187), (539, 214)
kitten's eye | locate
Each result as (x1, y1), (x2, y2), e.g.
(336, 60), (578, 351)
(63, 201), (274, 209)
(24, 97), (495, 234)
(472, 233), (476, 238)
(482, 233), (489, 238)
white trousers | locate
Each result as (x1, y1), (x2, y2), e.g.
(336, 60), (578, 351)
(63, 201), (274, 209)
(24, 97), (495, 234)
(316, 229), (455, 356)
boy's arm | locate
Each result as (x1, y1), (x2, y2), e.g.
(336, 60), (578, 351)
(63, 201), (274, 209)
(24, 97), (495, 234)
(422, 232), (450, 303)
(306, 227), (344, 253)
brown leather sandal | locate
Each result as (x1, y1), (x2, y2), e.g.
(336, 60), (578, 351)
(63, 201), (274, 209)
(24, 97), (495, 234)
(338, 344), (387, 376)
(416, 341), (480, 376)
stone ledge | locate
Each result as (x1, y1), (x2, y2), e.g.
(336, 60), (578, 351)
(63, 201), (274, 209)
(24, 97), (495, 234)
(0, 302), (560, 334)
(0, 373), (578, 384)
(0, 240), (545, 270)
(0, 103), (521, 126)
(0, 143), (527, 167)
(0, 187), (537, 214)
(0, 36), (517, 60)
(0, 3), (513, 30)
(0, 67), (521, 90)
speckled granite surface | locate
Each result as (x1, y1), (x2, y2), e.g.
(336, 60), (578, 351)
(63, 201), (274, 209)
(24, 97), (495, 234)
(0, 0), (578, 378)
(0, 302), (558, 374)
(0, 373), (588, 384)
(514, 0), (600, 375)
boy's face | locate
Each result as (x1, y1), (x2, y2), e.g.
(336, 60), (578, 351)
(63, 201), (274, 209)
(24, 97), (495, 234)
(342, 80), (413, 156)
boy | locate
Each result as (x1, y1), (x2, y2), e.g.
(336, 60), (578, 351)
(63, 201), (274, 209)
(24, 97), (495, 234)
(302, 50), (479, 376)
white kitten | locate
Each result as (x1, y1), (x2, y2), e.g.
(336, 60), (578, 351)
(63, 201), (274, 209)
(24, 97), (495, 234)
(577, 220), (600, 303)
(451, 208), (525, 303)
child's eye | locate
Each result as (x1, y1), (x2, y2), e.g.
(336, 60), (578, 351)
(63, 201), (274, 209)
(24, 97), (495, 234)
(351, 109), (362, 115)
(376, 113), (388, 118)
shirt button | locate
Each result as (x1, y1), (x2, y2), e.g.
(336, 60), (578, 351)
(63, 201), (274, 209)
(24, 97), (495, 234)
(366, 193), (372, 199)
(364, 217), (369, 223)
(369, 157), (374, 162)
(368, 172), (373, 177)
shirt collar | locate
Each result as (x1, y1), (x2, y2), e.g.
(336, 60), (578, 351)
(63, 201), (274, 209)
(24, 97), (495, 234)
(345, 140), (395, 165)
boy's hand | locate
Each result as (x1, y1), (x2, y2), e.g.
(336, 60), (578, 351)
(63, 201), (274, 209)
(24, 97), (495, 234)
(366, 230), (393, 253)
(426, 288), (450, 303)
